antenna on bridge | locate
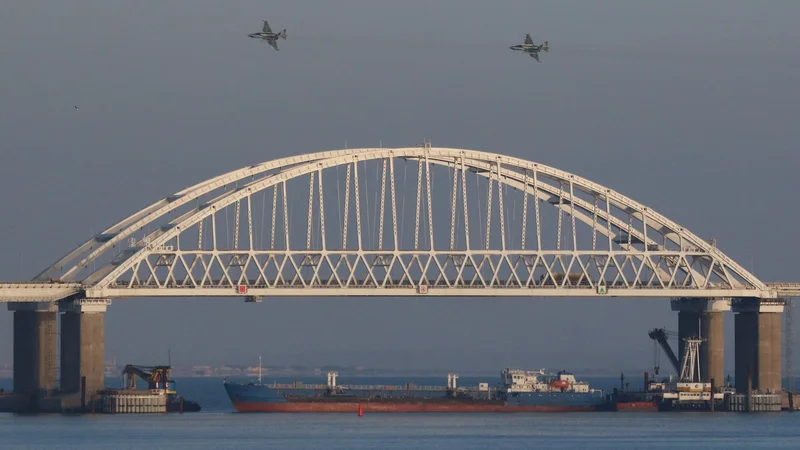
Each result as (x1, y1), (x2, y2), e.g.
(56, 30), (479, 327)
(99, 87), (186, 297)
(168, 348), (171, 367)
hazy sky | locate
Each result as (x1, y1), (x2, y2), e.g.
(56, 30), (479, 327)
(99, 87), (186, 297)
(1, 0), (799, 373)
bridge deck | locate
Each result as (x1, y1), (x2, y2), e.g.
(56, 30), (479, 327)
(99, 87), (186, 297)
(767, 282), (800, 297)
(0, 282), (83, 302)
(86, 286), (767, 299)
(1, 281), (792, 302)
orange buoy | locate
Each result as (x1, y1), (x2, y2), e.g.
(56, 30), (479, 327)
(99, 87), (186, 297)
(358, 403), (363, 417)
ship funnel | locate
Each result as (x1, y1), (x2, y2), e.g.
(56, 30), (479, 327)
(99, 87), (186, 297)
(447, 373), (459, 389)
(327, 372), (338, 388)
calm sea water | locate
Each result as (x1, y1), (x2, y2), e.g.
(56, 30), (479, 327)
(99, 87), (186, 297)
(1, 376), (799, 449)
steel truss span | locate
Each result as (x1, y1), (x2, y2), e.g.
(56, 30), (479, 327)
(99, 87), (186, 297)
(33, 146), (770, 299)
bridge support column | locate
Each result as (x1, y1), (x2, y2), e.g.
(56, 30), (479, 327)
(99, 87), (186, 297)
(7, 302), (58, 411)
(671, 298), (728, 383)
(60, 299), (109, 410)
(733, 298), (783, 393)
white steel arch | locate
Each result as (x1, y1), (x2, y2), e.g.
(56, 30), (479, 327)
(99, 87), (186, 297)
(30, 145), (770, 300)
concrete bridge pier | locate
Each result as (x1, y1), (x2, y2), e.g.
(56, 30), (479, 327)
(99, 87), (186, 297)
(59, 299), (109, 411)
(732, 298), (784, 393)
(671, 298), (728, 383)
(6, 302), (58, 411)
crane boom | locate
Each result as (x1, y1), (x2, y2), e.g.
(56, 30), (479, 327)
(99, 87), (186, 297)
(122, 364), (174, 393)
(648, 328), (681, 374)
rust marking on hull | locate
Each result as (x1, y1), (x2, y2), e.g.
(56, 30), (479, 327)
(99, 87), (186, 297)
(615, 402), (659, 412)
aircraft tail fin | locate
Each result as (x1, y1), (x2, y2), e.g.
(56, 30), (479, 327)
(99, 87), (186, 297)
(541, 41), (549, 51)
(280, 29), (287, 39)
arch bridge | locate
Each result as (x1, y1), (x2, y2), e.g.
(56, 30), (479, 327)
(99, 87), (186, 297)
(0, 145), (795, 411)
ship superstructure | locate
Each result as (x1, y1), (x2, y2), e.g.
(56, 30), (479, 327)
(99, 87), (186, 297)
(501, 369), (596, 393)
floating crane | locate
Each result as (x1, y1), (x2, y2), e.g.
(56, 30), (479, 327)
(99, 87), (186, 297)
(123, 364), (175, 393)
(648, 328), (681, 375)
(121, 364), (201, 412)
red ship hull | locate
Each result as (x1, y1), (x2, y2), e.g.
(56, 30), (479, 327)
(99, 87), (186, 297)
(232, 401), (601, 413)
(615, 401), (659, 412)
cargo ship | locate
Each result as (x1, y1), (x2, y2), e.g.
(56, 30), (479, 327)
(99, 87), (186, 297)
(223, 368), (609, 413)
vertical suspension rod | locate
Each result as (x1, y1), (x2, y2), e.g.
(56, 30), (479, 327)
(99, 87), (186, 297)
(533, 168), (541, 252)
(605, 193), (613, 251)
(449, 159), (458, 251)
(282, 181), (290, 250)
(198, 218), (204, 250)
(557, 182), (564, 251)
(270, 186), (277, 250)
(642, 208), (648, 251)
(390, 156), (399, 251)
(497, 160), (506, 251)
(342, 164), (351, 250)
(414, 159), (423, 250)
(485, 165), (493, 250)
(569, 180), (577, 251)
(425, 153), (434, 250)
(521, 170), (529, 251)
(378, 159), (387, 251)
(234, 200), (241, 250)
(354, 160), (363, 251)
(592, 195), (598, 251)
(247, 195), (253, 250)
(460, 156), (470, 251)
(317, 168), (326, 251)
(211, 208), (218, 251)
(306, 172), (315, 250)
(628, 212), (633, 247)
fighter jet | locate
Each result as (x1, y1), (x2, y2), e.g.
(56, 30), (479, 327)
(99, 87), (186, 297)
(248, 21), (287, 51)
(509, 34), (549, 62)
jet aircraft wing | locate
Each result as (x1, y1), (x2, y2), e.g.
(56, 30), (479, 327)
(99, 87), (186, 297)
(524, 34), (534, 45)
(262, 21), (273, 33)
(268, 39), (279, 51)
(529, 52), (540, 62)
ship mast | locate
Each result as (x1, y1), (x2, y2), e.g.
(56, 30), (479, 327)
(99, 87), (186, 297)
(679, 338), (703, 382)
(679, 319), (705, 382)
(258, 355), (262, 383)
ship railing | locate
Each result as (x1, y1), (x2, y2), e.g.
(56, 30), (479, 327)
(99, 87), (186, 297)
(340, 385), (449, 391)
(267, 383), (456, 391)
(266, 383), (504, 393)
